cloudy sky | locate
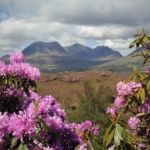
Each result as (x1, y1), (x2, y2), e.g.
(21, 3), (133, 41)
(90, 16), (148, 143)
(0, 0), (150, 57)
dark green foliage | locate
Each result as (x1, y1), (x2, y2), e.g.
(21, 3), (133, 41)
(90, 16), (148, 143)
(66, 80), (114, 143)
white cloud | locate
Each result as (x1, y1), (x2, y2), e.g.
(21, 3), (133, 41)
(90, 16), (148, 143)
(0, 0), (150, 57)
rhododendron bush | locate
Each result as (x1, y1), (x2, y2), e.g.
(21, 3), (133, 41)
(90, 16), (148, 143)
(104, 28), (150, 150)
(0, 52), (99, 149)
(1, 28), (150, 150)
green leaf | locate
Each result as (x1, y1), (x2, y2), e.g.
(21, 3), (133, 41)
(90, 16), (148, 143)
(90, 140), (101, 150)
(132, 74), (137, 81)
(114, 124), (122, 146)
(103, 123), (113, 143)
(136, 42), (140, 48)
(4, 79), (7, 85)
(106, 129), (115, 146)
(133, 66), (137, 72)
(142, 27), (145, 34)
(136, 112), (145, 117)
(129, 39), (139, 48)
(141, 88), (146, 103)
(144, 35), (150, 43)
(118, 120), (128, 128)
(143, 58), (147, 66)
(147, 80), (150, 91)
(137, 72), (145, 79)
(137, 29), (140, 34)
(16, 143), (28, 150)
(87, 143), (92, 150)
(10, 139), (21, 150)
(121, 128), (129, 141)
(135, 137), (147, 142)
(129, 42), (135, 48)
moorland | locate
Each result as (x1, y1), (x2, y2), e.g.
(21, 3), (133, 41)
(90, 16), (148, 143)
(36, 70), (131, 139)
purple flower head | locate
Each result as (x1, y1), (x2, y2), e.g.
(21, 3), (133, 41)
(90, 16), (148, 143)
(116, 81), (142, 96)
(128, 116), (140, 129)
(146, 66), (150, 74)
(106, 107), (116, 116)
(0, 112), (9, 146)
(137, 142), (146, 149)
(9, 110), (37, 140)
(116, 81), (132, 96)
(9, 52), (24, 64)
(17, 63), (41, 81)
(115, 96), (128, 108)
(138, 96), (150, 114)
(92, 125), (99, 135)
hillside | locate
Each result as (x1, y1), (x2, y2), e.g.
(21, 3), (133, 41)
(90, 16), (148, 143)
(90, 46), (148, 73)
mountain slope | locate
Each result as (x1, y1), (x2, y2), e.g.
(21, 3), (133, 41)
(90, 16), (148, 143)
(90, 46), (122, 60)
(90, 46), (147, 73)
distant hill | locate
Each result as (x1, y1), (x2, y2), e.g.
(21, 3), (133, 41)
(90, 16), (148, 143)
(0, 41), (122, 73)
(64, 43), (122, 60)
(90, 46), (148, 73)
(90, 45), (122, 60)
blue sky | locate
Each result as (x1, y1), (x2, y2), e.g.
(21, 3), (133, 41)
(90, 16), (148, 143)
(0, 0), (150, 57)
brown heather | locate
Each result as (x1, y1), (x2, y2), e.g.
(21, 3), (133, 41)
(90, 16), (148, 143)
(36, 70), (130, 109)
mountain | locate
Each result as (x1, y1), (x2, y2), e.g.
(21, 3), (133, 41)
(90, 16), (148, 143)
(22, 41), (67, 56)
(90, 46), (122, 60)
(64, 43), (122, 60)
(90, 46), (147, 73)
(0, 41), (122, 73)
(64, 43), (92, 59)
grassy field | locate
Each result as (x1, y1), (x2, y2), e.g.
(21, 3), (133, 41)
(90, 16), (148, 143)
(36, 70), (130, 110)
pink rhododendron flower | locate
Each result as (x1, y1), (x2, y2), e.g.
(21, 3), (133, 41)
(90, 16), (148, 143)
(9, 110), (37, 140)
(9, 52), (24, 64)
(128, 116), (140, 129)
(116, 81), (142, 96)
(106, 107), (116, 116)
(0, 112), (9, 146)
(114, 96), (128, 108)
(146, 66), (150, 74)
(138, 96), (150, 113)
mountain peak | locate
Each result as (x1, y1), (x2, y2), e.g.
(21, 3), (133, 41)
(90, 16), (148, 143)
(22, 41), (67, 56)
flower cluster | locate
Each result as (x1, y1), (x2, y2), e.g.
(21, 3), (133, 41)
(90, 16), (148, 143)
(69, 120), (99, 149)
(114, 81), (142, 108)
(128, 116), (140, 129)
(0, 52), (40, 80)
(0, 52), (85, 149)
(106, 107), (116, 116)
(0, 86), (80, 149)
(0, 112), (9, 146)
(146, 66), (150, 74)
(9, 52), (24, 64)
(116, 81), (142, 96)
(138, 96), (150, 114)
